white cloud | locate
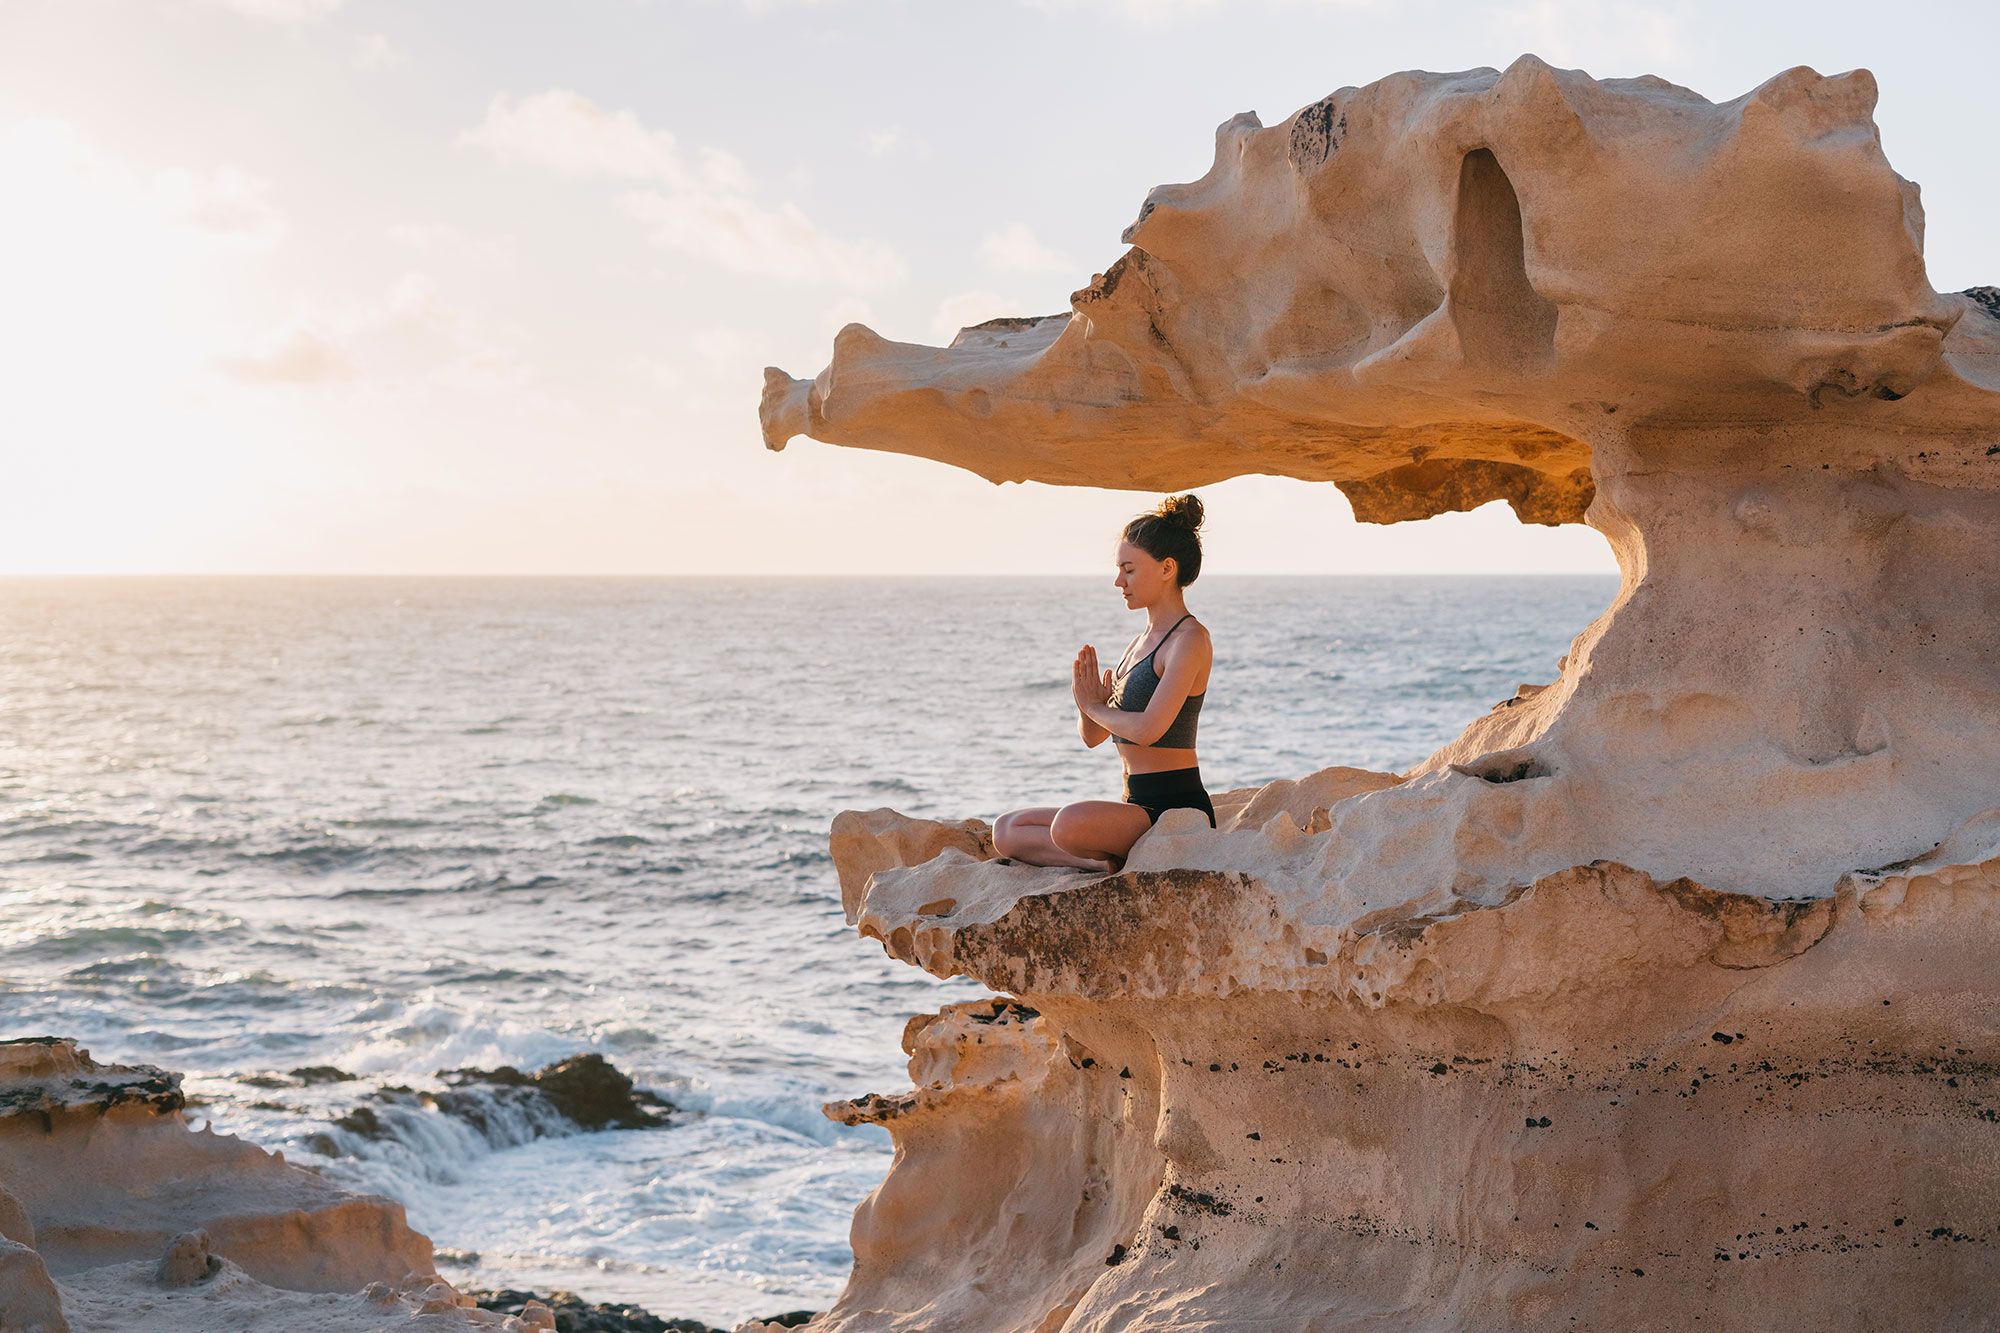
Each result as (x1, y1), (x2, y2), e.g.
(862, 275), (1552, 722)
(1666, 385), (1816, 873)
(197, 0), (346, 22)
(0, 120), (283, 255)
(460, 89), (682, 180)
(461, 89), (904, 288)
(213, 327), (355, 384)
(930, 290), (1020, 344)
(216, 272), (523, 389)
(622, 186), (903, 288)
(385, 220), (513, 264)
(1019, 0), (1374, 19)
(353, 32), (407, 71)
(1016, 0), (1222, 21)
(155, 164), (284, 248)
(865, 128), (902, 156)
(980, 222), (1073, 275)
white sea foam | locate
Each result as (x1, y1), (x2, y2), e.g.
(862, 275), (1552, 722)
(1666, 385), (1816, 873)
(0, 574), (1615, 1325)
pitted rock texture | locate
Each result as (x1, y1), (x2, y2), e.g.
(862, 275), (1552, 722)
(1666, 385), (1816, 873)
(769, 58), (2000, 1333)
(816, 814), (2000, 1331)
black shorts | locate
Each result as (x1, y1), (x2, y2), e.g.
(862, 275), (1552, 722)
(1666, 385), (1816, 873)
(1122, 766), (1215, 828)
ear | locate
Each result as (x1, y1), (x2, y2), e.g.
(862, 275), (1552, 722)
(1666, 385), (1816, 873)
(1160, 555), (1178, 582)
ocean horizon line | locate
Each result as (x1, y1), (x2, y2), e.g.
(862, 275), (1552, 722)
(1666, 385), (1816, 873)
(0, 569), (1621, 581)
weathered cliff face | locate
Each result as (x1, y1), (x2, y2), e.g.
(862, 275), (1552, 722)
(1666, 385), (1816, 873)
(761, 58), (2000, 1331)
(827, 831), (2000, 1331)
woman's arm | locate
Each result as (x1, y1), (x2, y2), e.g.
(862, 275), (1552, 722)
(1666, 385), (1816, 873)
(1078, 708), (1111, 747)
(1073, 646), (1112, 746)
(1074, 626), (1211, 747)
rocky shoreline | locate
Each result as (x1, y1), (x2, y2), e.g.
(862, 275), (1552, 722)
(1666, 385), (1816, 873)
(466, 1289), (817, 1333)
(0, 1036), (814, 1332)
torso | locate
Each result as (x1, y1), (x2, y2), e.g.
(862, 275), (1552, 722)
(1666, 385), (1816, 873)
(1110, 615), (1209, 775)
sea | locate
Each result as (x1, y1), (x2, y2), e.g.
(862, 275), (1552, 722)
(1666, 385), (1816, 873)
(0, 575), (1616, 1327)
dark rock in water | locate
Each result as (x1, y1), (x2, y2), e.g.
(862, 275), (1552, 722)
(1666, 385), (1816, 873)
(289, 1064), (358, 1084)
(242, 1064), (359, 1089)
(306, 1053), (673, 1158)
(331, 1104), (390, 1139)
(466, 1287), (726, 1332)
(305, 1100), (400, 1155)
(439, 1053), (673, 1130)
(756, 1313), (819, 1328)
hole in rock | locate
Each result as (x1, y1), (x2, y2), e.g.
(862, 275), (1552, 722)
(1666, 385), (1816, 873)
(1449, 148), (1557, 371)
(1450, 748), (1554, 784)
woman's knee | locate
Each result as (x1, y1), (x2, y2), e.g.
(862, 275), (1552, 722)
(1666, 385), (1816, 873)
(1048, 805), (1095, 856)
(992, 811), (1019, 855)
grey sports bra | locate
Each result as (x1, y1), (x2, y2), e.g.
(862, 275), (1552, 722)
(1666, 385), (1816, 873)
(1108, 614), (1205, 749)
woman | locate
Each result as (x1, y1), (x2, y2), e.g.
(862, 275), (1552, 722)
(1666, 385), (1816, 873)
(992, 494), (1215, 872)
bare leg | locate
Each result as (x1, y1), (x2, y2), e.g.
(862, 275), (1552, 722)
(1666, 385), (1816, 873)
(994, 807), (1116, 871)
(1050, 800), (1155, 870)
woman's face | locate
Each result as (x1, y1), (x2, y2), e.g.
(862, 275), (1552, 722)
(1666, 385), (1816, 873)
(1114, 540), (1177, 609)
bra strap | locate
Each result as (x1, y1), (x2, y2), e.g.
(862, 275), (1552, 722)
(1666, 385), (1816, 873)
(1116, 614), (1193, 677)
(1147, 614), (1192, 660)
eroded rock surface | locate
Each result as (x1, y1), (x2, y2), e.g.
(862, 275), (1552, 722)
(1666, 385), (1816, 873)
(814, 806), (2000, 1331)
(0, 1038), (550, 1331)
(764, 58), (2000, 1332)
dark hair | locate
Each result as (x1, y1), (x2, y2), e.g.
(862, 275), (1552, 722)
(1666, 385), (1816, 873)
(1122, 493), (1205, 586)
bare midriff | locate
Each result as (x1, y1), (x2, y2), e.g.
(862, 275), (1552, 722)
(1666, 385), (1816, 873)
(1122, 744), (1200, 776)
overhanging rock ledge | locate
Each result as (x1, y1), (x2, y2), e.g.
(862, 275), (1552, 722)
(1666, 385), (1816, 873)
(762, 57), (2000, 1332)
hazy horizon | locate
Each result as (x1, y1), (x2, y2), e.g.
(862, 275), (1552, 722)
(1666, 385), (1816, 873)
(0, 569), (1626, 580)
(4, 0), (1990, 577)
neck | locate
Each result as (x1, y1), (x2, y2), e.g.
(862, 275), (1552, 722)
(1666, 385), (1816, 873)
(1146, 595), (1189, 628)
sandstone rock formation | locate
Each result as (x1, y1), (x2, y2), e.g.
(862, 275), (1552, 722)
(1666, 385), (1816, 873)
(0, 1037), (555, 1332)
(762, 59), (2000, 1329)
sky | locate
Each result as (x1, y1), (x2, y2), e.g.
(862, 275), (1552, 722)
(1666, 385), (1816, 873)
(0, 0), (1992, 576)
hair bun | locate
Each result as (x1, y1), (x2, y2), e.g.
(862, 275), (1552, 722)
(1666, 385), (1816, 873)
(1155, 493), (1205, 532)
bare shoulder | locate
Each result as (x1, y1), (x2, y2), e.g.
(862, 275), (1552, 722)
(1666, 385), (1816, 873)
(1167, 616), (1214, 664)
